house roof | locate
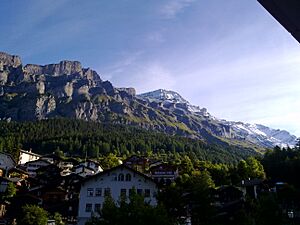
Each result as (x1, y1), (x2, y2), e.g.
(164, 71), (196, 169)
(149, 163), (177, 171)
(40, 153), (63, 161)
(86, 158), (102, 165)
(82, 164), (157, 185)
(20, 149), (41, 157)
(24, 158), (52, 166)
(8, 167), (29, 175)
(258, 0), (300, 43)
(74, 164), (95, 172)
(124, 155), (149, 163)
(61, 157), (79, 165)
(0, 152), (17, 168)
(35, 164), (62, 173)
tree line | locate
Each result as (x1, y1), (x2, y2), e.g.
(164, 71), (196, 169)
(0, 118), (257, 164)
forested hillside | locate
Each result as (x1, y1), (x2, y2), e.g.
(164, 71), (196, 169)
(0, 119), (257, 163)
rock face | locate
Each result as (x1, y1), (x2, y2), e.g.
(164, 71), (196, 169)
(117, 87), (136, 96)
(0, 52), (22, 68)
(24, 61), (82, 76)
(0, 52), (297, 149)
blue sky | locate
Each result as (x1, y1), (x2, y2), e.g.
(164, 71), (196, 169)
(1, 0), (300, 136)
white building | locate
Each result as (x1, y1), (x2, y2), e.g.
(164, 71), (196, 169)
(18, 149), (41, 165)
(80, 159), (103, 173)
(74, 159), (103, 178)
(77, 164), (158, 225)
(74, 165), (96, 177)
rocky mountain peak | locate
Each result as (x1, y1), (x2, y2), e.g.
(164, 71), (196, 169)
(117, 87), (136, 96)
(0, 52), (22, 68)
(138, 89), (189, 104)
(0, 51), (297, 149)
(24, 60), (82, 76)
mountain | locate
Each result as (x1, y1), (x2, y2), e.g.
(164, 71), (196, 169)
(0, 52), (297, 150)
(138, 89), (297, 148)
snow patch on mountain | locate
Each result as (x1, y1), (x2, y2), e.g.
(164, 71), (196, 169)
(138, 89), (189, 104)
(139, 89), (298, 148)
(226, 122), (297, 148)
(138, 89), (212, 116)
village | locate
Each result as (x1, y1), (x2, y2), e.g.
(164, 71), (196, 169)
(0, 149), (292, 225)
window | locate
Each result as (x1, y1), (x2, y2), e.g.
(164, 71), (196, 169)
(118, 173), (124, 181)
(125, 173), (131, 181)
(95, 188), (102, 196)
(85, 203), (92, 212)
(120, 189), (127, 198)
(87, 188), (94, 197)
(94, 204), (101, 213)
(104, 188), (111, 197)
(137, 189), (143, 195)
(144, 189), (150, 197)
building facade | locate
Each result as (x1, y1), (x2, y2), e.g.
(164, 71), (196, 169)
(77, 165), (158, 225)
(24, 159), (51, 177)
(18, 149), (41, 165)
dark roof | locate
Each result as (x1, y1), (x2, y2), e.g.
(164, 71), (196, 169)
(124, 155), (148, 163)
(24, 158), (51, 166)
(74, 164), (95, 172)
(82, 164), (157, 185)
(8, 167), (29, 175)
(217, 185), (243, 192)
(86, 158), (101, 165)
(61, 157), (79, 164)
(41, 153), (63, 161)
(258, 0), (300, 43)
(35, 164), (62, 173)
(149, 163), (177, 171)
(0, 152), (17, 166)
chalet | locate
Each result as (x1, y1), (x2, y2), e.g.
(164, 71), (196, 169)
(18, 149), (41, 165)
(35, 164), (63, 184)
(124, 155), (148, 173)
(74, 165), (97, 178)
(241, 178), (264, 199)
(41, 154), (78, 176)
(213, 186), (244, 224)
(40, 153), (63, 164)
(58, 162), (73, 176)
(213, 186), (244, 209)
(80, 159), (103, 173)
(77, 164), (158, 225)
(27, 173), (82, 224)
(73, 159), (103, 178)
(149, 159), (164, 168)
(57, 158), (78, 176)
(24, 159), (51, 177)
(149, 163), (179, 185)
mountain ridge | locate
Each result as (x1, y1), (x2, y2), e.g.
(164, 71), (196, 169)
(138, 89), (297, 148)
(0, 52), (297, 150)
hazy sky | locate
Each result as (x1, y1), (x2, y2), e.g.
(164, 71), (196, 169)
(1, 0), (300, 136)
